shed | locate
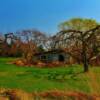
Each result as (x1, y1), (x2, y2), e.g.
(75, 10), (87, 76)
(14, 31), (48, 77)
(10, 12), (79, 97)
(34, 49), (70, 63)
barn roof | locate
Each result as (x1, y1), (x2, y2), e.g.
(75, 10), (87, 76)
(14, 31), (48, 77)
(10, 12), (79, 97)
(34, 49), (66, 56)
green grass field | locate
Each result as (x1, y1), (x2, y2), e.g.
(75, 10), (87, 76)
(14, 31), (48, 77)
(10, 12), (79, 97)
(0, 57), (100, 94)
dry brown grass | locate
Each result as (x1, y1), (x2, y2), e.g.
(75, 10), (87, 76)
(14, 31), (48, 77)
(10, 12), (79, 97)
(85, 71), (100, 95)
(12, 59), (67, 68)
(0, 88), (100, 100)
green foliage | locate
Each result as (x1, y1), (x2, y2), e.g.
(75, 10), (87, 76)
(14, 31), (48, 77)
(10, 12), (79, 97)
(0, 57), (100, 94)
(59, 18), (99, 31)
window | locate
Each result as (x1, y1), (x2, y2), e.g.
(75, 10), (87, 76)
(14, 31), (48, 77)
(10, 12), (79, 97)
(41, 55), (46, 60)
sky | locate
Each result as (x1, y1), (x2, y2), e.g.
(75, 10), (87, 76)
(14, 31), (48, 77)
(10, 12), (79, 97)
(0, 0), (100, 35)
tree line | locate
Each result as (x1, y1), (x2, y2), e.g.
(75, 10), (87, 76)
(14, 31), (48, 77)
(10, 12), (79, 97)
(0, 18), (100, 72)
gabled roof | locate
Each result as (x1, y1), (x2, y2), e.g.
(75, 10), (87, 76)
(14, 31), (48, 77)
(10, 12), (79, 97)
(34, 49), (66, 56)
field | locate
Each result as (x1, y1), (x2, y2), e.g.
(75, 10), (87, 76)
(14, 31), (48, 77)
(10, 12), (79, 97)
(0, 57), (100, 95)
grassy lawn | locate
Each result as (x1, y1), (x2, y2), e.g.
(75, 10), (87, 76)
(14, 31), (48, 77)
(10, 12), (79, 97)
(0, 57), (100, 94)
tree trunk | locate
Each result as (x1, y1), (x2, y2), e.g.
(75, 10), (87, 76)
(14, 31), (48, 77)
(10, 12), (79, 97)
(82, 42), (89, 72)
(83, 53), (89, 72)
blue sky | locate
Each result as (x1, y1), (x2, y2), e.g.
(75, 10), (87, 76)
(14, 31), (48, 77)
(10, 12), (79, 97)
(0, 0), (100, 34)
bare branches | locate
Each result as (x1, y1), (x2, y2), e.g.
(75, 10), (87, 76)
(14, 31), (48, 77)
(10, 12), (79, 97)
(52, 24), (100, 72)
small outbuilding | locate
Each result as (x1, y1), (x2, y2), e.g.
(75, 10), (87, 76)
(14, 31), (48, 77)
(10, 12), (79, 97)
(34, 49), (71, 63)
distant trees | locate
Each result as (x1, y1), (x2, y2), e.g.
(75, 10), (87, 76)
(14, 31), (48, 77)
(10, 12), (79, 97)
(56, 18), (100, 72)
(15, 29), (48, 63)
(0, 29), (48, 63)
(0, 33), (20, 57)
(0, 33), (4, 55)
(1, 18), (100, 71)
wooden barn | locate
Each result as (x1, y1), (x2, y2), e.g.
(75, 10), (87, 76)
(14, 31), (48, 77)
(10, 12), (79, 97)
(34, 49), (72, 63)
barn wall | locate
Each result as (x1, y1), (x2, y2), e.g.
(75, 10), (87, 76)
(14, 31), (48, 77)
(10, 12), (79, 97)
(34, 52), (71, 63)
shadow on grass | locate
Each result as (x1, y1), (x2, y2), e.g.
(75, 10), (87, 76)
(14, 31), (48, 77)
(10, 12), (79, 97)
(16, 67), (84, 82)
(70, 71), (84, 80)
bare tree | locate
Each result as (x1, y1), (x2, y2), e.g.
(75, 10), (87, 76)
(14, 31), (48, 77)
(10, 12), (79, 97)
(16, 29), (48, 63)
(54, 25), (100, 72)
